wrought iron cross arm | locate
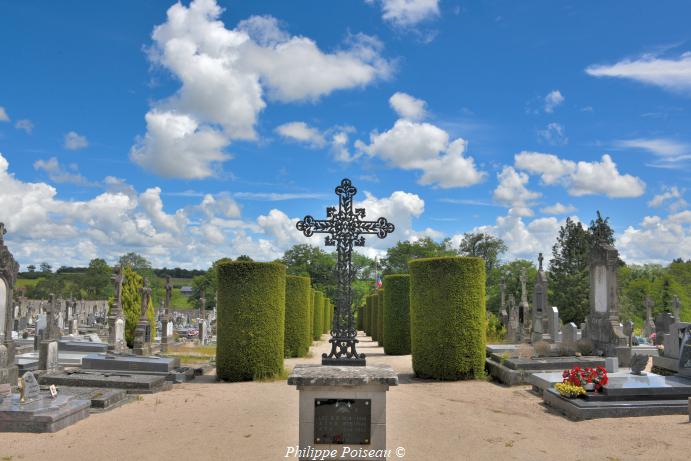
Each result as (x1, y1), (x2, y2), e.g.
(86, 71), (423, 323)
(296, 216), (335, 237)
(353, 217), (395, 239)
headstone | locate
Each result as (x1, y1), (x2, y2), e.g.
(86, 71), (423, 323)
(160, 276), (173, 353)
(678, 326), (691, 378)
(548, 306), (560, 343)
(562, 322), (578, 349)
(68, 318), (79, 335)
(630, 354), (648, 375)
(623, 320), (634, 347)
(532, 253), (548, 343)
(585, 237), (627, 360)
(198, 320), (208, 345)
(519, 269), (530, 342)
(499, 273), (506, 315)
(643, 297), (655, 338)
(20, 371), (41, 402)
(38, 340), (59, 373)
(672, 295), (681, 322)
(507, 294), (518, 343)
(108, 266), (126, 353)
(654, 312), (676, 346)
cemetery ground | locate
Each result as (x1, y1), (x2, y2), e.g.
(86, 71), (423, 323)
(0, 336), (688, 461)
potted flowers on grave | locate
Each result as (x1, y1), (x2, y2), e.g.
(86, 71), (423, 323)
(555, 366), (608, 398)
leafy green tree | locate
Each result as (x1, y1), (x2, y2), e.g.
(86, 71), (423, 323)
(549, 217), (591, 324)
(486, 260), (537, 314)
(281, 244), (337, 297)
(83, 258), (112, 298)
(381, 238), (455, 274)
(26, 265), (36, 273)
(236, 255), (253, 261)
(40, 262), (52, 273)
(456, 232), (507, 276)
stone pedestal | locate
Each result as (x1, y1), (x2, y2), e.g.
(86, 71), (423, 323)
(0, 342), (18, 386)
(288, 364), (398, 461)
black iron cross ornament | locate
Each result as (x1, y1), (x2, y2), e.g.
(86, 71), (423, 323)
(297, 178), (394, 366)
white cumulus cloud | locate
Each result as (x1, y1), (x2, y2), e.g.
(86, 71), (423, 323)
(356, 119), (485, 188)
(64, 131), (89, 150)
(0, 106), (9, 122)
(132, 0), (392, 179)
(648, 186), (688, 212)
(619, 211), (691, 264)
(493, 166), (541, 210)
(275, 121), (326, 148)
(389, 92), (427, 120)
(540, 202), (577, 215)
(367, 0), (440, 27)
(514, 151), (645, 198)
(15, 119), (34, 134)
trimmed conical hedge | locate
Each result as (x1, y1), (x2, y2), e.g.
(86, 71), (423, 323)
(357, 305), (364, 330)
(216, 261), (285, 381)
(383, 274), (411, 355)
(313, 291), (324, 340)
(409, 256), (486, 380)
(309, 288), (315, 343)
(285, 275), (312, 358)
(376, 289), (384, 347)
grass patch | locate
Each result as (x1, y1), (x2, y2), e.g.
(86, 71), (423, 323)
(255, 368), (290, 382)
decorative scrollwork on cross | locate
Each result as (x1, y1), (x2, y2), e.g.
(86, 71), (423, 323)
(296, 178), (395, 366)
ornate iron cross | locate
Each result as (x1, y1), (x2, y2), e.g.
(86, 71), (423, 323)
(297, 178), (394, 366)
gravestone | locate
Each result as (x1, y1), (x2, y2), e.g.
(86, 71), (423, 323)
(108, 266), (126, 353)
(585, 237), (628, 361)
(518, 269), (530, 342)
(532, 253), (548, 343)
(678, 326), (691, 378)
(160, 276), (173, 353)
(623, 320), (634, 347)
(548, 306), (560, 343)
(133, 279), (153, 356)
(20, 371), (41, 402)
(38, 340), (59, 373)
(198, 320), (208, 345)
(499, 273), (506, 325)
(562, 322), (577, 350)
(507, 294), (518, 343)
(655, 312), (676, 346)
(672, 295), (681, 322)
(643, 297), (655, 338)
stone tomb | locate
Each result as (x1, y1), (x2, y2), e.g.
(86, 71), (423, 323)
(79, 353), (193, 382)
(288, 364), (398, 461)
(0, 372), (90, 433)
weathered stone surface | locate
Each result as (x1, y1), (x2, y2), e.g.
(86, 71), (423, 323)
(0, 393), (90, 432)
(81, 353), (180, 374)
(39, 371), (171, 394)
(287, 364), (398, 387)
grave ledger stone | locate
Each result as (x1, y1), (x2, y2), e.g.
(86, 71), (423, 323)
(290, 180), (398, 461)
(133, 278), (153, 356)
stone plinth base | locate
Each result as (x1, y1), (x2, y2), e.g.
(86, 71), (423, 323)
(288, 364), (398, 461)
(0, 394), (90, 432)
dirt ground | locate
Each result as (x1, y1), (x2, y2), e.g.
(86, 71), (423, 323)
(0, 336), (689, 461)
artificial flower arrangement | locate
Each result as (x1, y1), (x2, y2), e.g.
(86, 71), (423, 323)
(555, 382), (586, 398)
(561, 366), (608, 392)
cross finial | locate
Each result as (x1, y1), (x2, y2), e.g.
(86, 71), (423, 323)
(538, 253), (544, 271)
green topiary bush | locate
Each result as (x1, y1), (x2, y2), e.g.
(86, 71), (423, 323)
(216, 261), (286, 381)
(357, 305), (364, 330)
(376, 289), (384, 347)
(409, 256), (486, 380)
(121, 266), (156, 348)
(370, 294), (379, 342)
(313, 291), (324, 340)
(309, 289), (315, 342)
(285, 275), (312, 358)
(323, 298), (330, 334)
(383, 274), (411, 355)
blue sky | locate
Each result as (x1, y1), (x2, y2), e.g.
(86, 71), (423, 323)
(0, 0), (689, 269)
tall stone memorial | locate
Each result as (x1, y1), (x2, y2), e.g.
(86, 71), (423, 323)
(531, 253), (548, 343)
(507, 294), (518, 343)
(160, 276), (173, 353)
(132, 278), (153, 356)
(0, 223), (19, 386)
(107, 266), (126, 353)
(643, 296), (656, 338)
(585, 236), (628, 362)
(38, 294), (60, 373)
(499, 274), (508, 327)
(518, 269), (530, 342)
(288, 179), (398, 461)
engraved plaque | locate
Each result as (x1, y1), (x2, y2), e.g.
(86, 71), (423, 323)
(314, 398), (371, 445)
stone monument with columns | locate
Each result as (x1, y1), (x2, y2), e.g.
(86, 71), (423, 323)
(0, 223), (19, 386)
(531, 253), (548, 343)
(585, 236), (628, 363)
(107, 266), (127, 353)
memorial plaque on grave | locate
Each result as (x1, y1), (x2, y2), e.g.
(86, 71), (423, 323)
(314, 398), (371, 445)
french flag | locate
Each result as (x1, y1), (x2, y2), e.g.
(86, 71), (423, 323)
(376, 273), (382, 288)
